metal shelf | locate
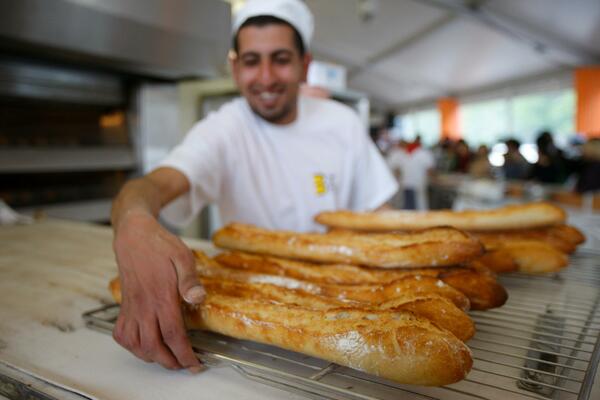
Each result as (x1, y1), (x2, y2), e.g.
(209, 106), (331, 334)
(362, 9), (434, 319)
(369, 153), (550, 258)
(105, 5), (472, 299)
(17, 198), (112, 222)
(0, 147), (137, 173)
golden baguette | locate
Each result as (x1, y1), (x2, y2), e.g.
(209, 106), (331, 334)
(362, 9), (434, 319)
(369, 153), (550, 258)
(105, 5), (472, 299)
(435, 264), (507, 310)
(552, 224), (586, 246)
(472, 224), (585, 254)
(482, 239), (569, 273)
(196, 254), (471, 312)
(199, 263), (472, 311)
(378, 296), (475, 341)
(314, 202), (566, 232)
(214, 251), (506, 310)
(188, 295), (473, 386)
(212, 223), (483, 268)
(111, 276), (475, 341)
(474, 250), (519, 273)
(109, 279), (472, 386)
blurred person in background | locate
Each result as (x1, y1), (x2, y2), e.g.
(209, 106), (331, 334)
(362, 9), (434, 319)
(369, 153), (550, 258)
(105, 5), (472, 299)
(453, 139), (472, 174)
(468, 145), (493, 179)
(531, 131), (567, 184)
(432, 138), (457, 173)
(575, 138), (600, 193)
(110, 0), (397, 373)
(503, 138), (530, 180)
(387, 136), (435, 210)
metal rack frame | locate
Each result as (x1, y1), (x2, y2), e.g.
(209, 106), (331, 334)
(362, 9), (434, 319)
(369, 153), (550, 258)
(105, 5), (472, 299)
(83, 250), (600, 400)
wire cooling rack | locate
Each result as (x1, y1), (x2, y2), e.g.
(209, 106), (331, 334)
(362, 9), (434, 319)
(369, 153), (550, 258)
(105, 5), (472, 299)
(83, 250), (600, 400)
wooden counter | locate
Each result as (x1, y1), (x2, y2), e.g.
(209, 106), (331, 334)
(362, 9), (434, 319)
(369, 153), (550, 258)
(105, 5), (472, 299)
(0, 219), (303, 400)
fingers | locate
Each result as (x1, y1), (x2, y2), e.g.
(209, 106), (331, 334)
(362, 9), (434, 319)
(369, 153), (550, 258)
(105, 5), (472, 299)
(114, 287), (201, 370)
(172, 247), (205, 305)
(139, 316), (181, 370)
(157, 302), (201, 369)
(114, 309), (177, 368)
(113, 312), (152, 363)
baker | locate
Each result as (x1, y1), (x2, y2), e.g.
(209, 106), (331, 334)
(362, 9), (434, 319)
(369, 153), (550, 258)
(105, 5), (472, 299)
(110, 0), (398, 372)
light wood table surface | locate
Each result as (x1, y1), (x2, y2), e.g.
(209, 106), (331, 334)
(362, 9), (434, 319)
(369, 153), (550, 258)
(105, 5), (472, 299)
(0, 219), (303, 400)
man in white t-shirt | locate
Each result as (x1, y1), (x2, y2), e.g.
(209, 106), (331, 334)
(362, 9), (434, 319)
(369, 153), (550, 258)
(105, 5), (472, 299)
(110, 0), (397, 373)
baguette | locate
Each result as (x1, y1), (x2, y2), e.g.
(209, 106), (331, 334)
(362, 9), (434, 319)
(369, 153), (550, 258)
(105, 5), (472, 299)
(472, 224), (585, 254)
(551, 224), (586, 246)
(196, 254), (471, 312)
(482, 239), (569, 273)
(436, 265), (507, 310)
(188, 295), (473, 386)
(212, 223), (483, 268)
(474, 250), (519, 273)
(314, 202), (566, 232)
(214, 251), (506, 310)
(109, 278), (472, 385)
(378, 296), (475, 341)
(111, 276), (475, 341)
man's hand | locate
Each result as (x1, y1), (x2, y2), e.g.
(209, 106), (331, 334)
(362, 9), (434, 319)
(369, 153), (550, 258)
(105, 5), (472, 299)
(112, 211), (204, 372)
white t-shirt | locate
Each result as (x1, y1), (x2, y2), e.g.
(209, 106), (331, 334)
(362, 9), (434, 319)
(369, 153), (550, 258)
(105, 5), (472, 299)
(159, 96), (397, 232)
(387, 146), (434, 189)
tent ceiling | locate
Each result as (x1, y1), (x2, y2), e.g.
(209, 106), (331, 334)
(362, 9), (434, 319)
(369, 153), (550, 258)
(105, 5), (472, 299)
(305, 0), (600, 111)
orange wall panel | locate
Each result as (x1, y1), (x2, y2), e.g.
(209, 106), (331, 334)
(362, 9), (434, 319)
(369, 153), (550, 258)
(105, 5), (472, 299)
(438, 97), (461, 140)
(575, 67), (600, 138)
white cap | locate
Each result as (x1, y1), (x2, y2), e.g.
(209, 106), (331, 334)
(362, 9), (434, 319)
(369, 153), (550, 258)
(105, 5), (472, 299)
(232, 0), (314, 50)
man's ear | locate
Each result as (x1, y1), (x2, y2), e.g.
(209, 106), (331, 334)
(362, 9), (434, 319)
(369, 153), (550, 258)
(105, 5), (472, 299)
(301, 52), (313, 82)
(228, 49), (240, 86)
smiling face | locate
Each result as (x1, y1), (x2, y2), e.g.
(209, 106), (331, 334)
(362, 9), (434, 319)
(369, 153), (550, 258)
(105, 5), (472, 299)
(231, 23), (311, 125)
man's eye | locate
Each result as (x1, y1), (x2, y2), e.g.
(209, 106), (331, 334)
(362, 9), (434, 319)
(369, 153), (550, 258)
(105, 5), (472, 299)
(242, 58), (259, 66)
(274, 57), (291, 65)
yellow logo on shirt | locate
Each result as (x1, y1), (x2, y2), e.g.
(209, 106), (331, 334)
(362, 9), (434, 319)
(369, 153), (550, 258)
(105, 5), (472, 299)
(313, 174), (328, 196)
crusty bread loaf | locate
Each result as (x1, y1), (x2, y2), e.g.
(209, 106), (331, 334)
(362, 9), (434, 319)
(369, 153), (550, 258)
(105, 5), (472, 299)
(481, 239), (569, 273)
(552, 224), (586, 246)
(189, 295), (473, 386)
(109, 278), (472, 386)
(472, 224), (585, 254)
(314, 202), (566, 232)
(436, 264), (507, 310)
(111, 275), (474, 341)
(212, 223), (483, 268)
(474, 250), (519, 273)
(377, 296), (475, 341)
(197, 256), (471, 312)
(214, 251), (506, 310)
(200, 264), (473, 311)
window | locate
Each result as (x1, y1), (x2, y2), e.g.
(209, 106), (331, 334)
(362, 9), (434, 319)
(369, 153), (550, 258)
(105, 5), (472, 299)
(393, 108), (440, 147)
(511, 90), (575, 148)
(459, 89), (575, 148)
(460, 99), (510, 147)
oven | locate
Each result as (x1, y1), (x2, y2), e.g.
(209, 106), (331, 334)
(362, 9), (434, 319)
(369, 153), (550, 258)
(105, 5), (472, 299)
(0, 0), (230, 223)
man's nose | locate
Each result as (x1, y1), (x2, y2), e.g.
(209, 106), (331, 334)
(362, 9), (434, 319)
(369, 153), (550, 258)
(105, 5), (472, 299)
(258, 61), (276, 86)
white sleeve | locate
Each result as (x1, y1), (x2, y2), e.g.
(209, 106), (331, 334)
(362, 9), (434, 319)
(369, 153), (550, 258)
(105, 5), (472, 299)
(157, 112), (228, 227)
(348, 121), (399, 211)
